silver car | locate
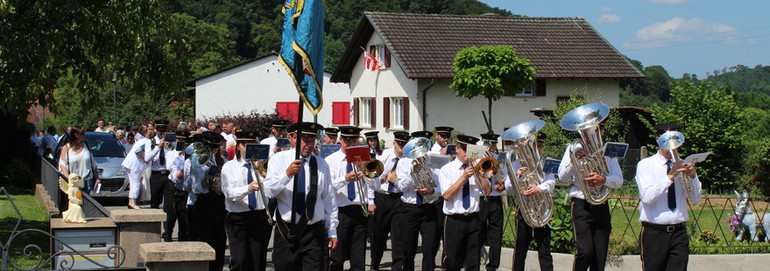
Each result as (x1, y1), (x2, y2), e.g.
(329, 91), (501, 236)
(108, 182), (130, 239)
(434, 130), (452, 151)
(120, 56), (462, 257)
(84, 132), (130, 198)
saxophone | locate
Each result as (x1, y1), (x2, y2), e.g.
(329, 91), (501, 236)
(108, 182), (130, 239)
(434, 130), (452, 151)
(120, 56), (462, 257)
(501, 120), (554, 228)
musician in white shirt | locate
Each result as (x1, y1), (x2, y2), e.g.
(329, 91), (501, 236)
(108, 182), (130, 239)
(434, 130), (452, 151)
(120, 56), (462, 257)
(478, 132), (506, 271)
(221, 131), (272, 271)
(439, 135), (491, 271)
(260, 119), (290, 158)
(635, 123), (701, 271)
(430, 126), (453, 155)
(263, 122), (338, 271)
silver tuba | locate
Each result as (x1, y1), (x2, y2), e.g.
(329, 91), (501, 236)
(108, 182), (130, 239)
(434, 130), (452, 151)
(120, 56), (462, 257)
(501, 120), (554, 227)
(657, 131), (694, 196)
(403, 137), (438, 204)
(560, 103), (613, 205)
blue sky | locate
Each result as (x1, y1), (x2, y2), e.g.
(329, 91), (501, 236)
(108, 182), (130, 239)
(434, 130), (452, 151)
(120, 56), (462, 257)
(479, 0), (770, 79)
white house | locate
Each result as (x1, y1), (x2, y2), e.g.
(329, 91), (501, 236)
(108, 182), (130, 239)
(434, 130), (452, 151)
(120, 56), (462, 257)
(331, 12), (644, 143)
(192, 53), (351, 127)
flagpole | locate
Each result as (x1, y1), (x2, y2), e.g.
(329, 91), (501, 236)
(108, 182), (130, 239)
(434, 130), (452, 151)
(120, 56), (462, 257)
(295, 96), (304, 160)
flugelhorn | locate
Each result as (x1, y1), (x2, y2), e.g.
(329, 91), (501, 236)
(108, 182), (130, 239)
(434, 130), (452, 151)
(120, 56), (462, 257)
(560, 103), (613, 205)
(657, 131), (695, 195)
(403, 137), (438, 204)
(502, 120), (554, 227)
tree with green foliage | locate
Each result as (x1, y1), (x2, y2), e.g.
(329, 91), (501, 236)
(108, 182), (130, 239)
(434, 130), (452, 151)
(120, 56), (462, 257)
(650, 81), (742, 192)
(737, 107), (770, 195)
(450, 46), (535, 132)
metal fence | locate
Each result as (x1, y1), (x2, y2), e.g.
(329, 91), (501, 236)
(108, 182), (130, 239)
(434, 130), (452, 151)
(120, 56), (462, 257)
(499, 192), (770, 253)
(38, 157), (110, 218)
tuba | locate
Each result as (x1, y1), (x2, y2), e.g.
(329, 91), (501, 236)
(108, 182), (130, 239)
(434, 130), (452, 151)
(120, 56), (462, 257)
(560, 103), (613, 205)
(501, 120), (554, 227)
(403, 137), (438, 204)
(188, 142), (221, 193)
(657, 131), (695, 196)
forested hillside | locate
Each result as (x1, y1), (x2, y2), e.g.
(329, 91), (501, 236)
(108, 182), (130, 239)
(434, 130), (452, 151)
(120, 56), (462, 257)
(158, 0), (511, 71)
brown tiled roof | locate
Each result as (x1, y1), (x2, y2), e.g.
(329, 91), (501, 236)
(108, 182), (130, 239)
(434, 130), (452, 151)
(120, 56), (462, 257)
(331, 12), (644, 82)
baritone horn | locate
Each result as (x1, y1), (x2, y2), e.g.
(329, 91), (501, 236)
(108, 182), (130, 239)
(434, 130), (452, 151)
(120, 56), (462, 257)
(501, 120), (554, 228)
(403, 137), (438, 204)
(560, 103), (613, 205)
(657, 131), (695, 195)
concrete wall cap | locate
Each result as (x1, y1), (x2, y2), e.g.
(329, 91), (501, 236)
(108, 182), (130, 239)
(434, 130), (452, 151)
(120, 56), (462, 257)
(140, 242), (215, 262)
(110, 209), (166, 223)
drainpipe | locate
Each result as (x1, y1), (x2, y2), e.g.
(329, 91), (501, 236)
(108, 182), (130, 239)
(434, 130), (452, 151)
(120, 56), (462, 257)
(421, 79), (436, 129)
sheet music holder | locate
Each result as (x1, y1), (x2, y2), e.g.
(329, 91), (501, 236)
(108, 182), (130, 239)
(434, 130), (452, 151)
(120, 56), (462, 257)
(245, 144), (270, 160)
(603, 142), (629, 158)
(542, 157), (561, 175)
(163, 133), (177, 142)
(320, 144), (341, 158)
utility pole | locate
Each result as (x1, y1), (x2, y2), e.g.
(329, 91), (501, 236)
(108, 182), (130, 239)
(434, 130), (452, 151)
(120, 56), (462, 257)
(112, 70), (118, 126)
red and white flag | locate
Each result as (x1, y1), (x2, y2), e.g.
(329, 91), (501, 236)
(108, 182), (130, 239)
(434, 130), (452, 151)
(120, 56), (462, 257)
(363, 49), (381, 72)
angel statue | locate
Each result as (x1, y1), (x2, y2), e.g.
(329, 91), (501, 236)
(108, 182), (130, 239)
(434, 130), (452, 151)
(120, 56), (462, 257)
(59, 173), (87, 223)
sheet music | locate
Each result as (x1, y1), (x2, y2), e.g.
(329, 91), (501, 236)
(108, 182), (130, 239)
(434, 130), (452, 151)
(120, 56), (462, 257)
(684, 152), (712, 164)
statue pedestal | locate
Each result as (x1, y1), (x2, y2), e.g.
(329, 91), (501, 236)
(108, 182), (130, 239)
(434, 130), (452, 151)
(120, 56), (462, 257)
(110, 209), (165, 268)
(140, 242), (215, 271)
(50, 217), (117, 269)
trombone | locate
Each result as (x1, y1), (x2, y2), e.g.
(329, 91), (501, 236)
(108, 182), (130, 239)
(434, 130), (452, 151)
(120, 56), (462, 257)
(247, 158), (275, 225)
(351, 159), (384, 217)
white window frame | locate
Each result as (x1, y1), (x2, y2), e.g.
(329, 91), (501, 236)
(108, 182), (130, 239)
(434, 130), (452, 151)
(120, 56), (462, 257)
(369, 44), (389, 70)
(360, 98), (372, 127)
(515, 84), (534, 97)
(391, 97), (404, 128)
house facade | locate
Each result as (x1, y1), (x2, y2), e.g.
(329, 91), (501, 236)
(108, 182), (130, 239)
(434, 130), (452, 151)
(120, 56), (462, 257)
(332, 12), (644, 143)
(193, 53), (351, 127)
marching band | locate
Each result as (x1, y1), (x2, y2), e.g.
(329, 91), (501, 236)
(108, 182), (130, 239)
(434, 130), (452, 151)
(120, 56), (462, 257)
(135, 102), (701, 271)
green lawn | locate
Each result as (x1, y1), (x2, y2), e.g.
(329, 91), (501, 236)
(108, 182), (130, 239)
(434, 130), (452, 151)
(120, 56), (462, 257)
(1, 185), (51, 270)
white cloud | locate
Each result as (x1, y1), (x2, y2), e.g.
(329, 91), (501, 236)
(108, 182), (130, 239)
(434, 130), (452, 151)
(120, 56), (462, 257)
(600, 6), (612, 12)
(598, 14), (621, 24)
(625, 17), (737, 49)
(645, 0), (688, 5)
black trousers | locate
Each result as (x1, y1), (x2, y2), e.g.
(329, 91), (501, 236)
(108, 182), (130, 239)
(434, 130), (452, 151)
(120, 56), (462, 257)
(272, 222), (327, 271)
(433, 197), (445, 266)
(640, 223), (689, 271)
(330, 205), (368, 271)
(392, 203), (439, 271)
(513, 213), (553, 271)
(371, 192), (402, 270)
(149, 170), (168, 208)
(187, 204), (196, 240)
(444, 213), (481, 271)
(226, 210), (273, 271)
(570, 198), (611, 271)
(479, 196), (504, 271)
(163, 188), (190, 241)
(194, 193), (227, 271)
(161, 182), (180, 241)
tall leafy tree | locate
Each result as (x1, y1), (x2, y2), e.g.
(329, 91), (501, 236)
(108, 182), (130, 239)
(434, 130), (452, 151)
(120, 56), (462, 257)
(450, 46), (535, 132)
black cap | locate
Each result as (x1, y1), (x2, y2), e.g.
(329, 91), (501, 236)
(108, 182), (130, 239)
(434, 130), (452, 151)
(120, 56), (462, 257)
(272, 119), (290, 129)
(537, 132), (547, 142)
(154, 119), (169, 129)
(456, 134), (480, 145)
(175, 131), (191, 142)
(339, 126), (363, 139)
(480, 132), (499, 143)
(435, 126), (454, 136)
(202, 131), (224, 146)
(288, 122), (323, 137)
(235, 131), (258, 143)
(191, 133), (203, 143)
(410, 131), (433, 139)
(364, 131), (379, 139)
(393, 131), (410, 144)
(654, 123), (683, 134)
(324, 127), (339, 136)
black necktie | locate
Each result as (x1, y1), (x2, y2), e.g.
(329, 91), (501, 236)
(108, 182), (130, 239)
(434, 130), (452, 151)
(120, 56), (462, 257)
(667, 160), (676, 211)
(462, 164), (470, 209)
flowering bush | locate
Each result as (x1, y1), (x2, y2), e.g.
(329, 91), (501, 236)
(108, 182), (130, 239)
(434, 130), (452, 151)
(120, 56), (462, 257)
(170, 98), (194, 120)
(725, 213), (741, 232)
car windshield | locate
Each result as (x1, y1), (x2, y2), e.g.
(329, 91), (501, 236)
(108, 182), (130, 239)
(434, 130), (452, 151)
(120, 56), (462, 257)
(86, 136), (126, 158)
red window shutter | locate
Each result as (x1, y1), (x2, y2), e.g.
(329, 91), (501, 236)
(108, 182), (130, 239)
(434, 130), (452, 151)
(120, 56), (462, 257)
(383, 97), (390, 129)
(332, 102), (351, 125)
(353, 98), (360, 126)
(384, 47), (391, 68)
(370, 98), (377, 128)
(402, 97), (409, 130)
(276, 102), (299, 123)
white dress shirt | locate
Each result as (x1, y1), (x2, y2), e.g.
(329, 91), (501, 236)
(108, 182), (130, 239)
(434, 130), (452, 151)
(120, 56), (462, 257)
(222, 158), (267, 212)
(165, 150), (186, 190)
(189, 160), (211, 195)
(264, 148), (339, 238)
(396, 157), (440, 205)
(221, 132), (236, 146)
(635, 153), (702, 224)
(150, 136), (166, 171)
(557, 146), (623, 200)
(183, 159), (197, 205)
(370, 149), (401, 194)
(122, 138), (159, 173)
(430, 141), (443, 155)
(326, 150), (379, 206)
(439, 159), (483, 214)
(260, 136), (278, 158)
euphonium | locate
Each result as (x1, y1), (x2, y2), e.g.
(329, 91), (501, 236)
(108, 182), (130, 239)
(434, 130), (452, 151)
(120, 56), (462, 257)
(560, 103), (613, 205)
(501, 120), (554, 228)
(403, 137), (438, 204)
(657, 131), (694, 195)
